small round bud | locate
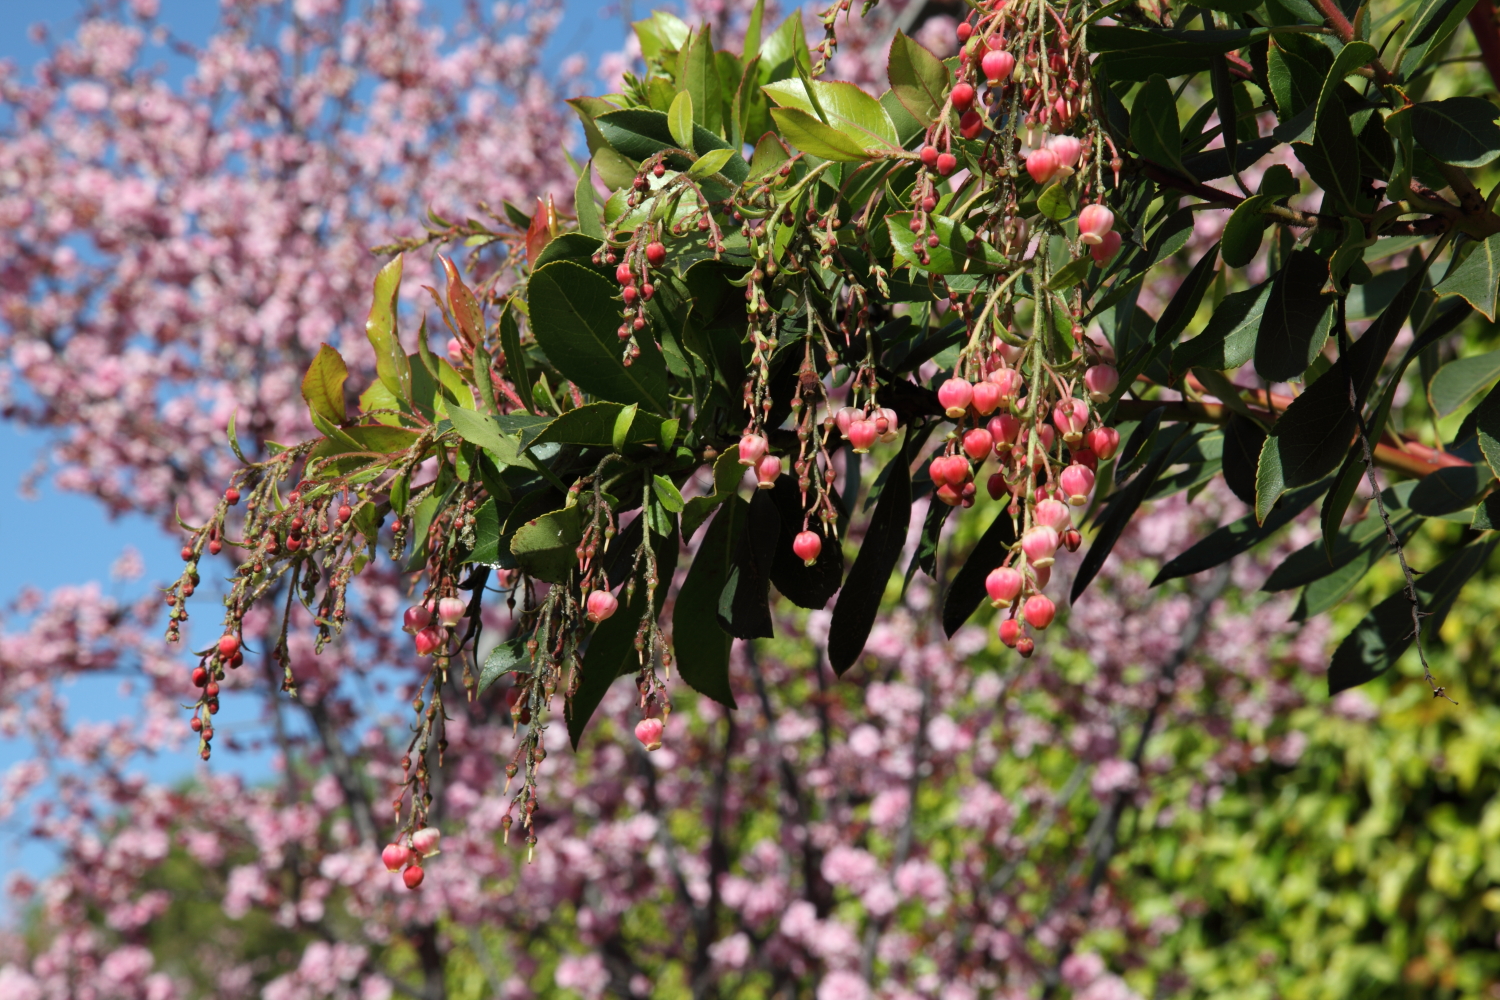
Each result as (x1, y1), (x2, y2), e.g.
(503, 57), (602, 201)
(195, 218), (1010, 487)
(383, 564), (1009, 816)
(755, 453), (783, 489)
(1023, 594), (1056, 630)
(217, 634), (240, 658)
(411, 826), (441, 856)
(645, 241), (667, 266)
(1087, 426), (1121, 460)
(635, 717), (665, 751)
(847, 418), (878, 453)
(382, 843), (411, 872)
(586, 589), (619, 623)
(403, 605), (431, 634)
(1060, 464), (1096, 506)
(998, 618), (1021, 647)
(1021, 526), (1061, 569)
(937, 378), (974, 419)
(1026, 147), (1060, 185)
(985, 567), (1024, 607)
(962, 427), (994, 461)
(1090, 230), (1123, 265)
(951, 82), (976, 112)
(1078, 204), (1117, 246)
(414, 626), (442, 657)
(436, 596), (467, 628)
(936, 152), (958, 176)
(403, 865), (425, 890)
(1084, 364), (1119, 403)
(738, 433), (768, 466)
(792, 530), (823, 567)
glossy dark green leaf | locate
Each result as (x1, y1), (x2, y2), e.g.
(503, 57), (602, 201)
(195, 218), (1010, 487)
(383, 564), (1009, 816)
(498, 304), (533, 414)
(1409, 97), (1500, 168)
(1153, 477), (1332, 586)
(672, 501), (739, 708)
(1221, 413), (1266, 506)
(942, 508), (1018, 637)
(1473, 381), (1500, 478)
(527, 401), (665, 448)
(1130, 74), (1191, 179)
(1328, 537), (1497, 694)
(1409, 464), (1490, 516)
(595, 109), (749, 183)
(529, 261), (672, 413)
(829, 439), (912, 675)
(1399, 0), (1483, 78)
(477, 636), (530, 695)
(1221, 195), (1273, 268)
(1073, 440), (1176, 602)
(1155, 242), (1220, 346)
(1171, 279), (1272, 376)
(1472, 493), (1500, 529)
(1264, 511), (1413, 592)
(1429, 347), (1500, 418)
(717, 492), (778, 640)
(510, 504), (584, 584)
(1254, 250), (1334, 383)
(1086, 25), (1273, 81)
(1435, 233), (1500, 321)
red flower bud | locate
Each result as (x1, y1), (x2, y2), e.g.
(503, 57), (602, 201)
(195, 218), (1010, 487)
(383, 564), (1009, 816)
(586, 590), (619, 623)
(635, 717), (664, 751)
(217, 634), (240, 658)
(792, 530), (823, 567)
(403, 605), (431, 634)
(403, 865), (425, 890)
(382, 843), (411, 872)
(937, 378), (974, 419)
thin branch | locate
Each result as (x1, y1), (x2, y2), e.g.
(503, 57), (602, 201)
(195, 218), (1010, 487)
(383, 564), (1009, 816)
(1336, 297), (1454, 703)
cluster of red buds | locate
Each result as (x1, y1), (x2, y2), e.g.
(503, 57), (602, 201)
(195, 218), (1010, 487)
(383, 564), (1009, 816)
(930, 360), (1121, 655)
(382, 825), (440, 891)
(402, 595), (468, 658)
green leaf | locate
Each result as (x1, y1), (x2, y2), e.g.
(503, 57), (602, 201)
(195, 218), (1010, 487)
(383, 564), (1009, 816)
(1130, 74), (1192, 179)
(672, 502), (738, 708)
(1409, 464), (1491, 516)
(941, 508), (1018, 637)
(1400, 0), (1482, 77)
(574, 163), (603, 239)
(529, 261), (672, 413)
(687, 148), (735, 179)
(477, 636), (530, 695)
(595, 109), (750, 183)
(446, 408), (531, 468)
(1171, 279), (1272, 375)
(519, 403), (662, 451)
(668, 89), (695, 148)
(652, 474), (686, 512)
(1073, 438), (1178, 601)
(1047, 255), (1093, 291)
(1473, 493), (1500, 529)
(440, 255), (485, 347)
(682, 445), (744, 540)
(744, 0), (764, 57)
(1264, 510), (1415, 592)
(1328, 536), (1497, 694)
(1435, 233), (1500, 321)
(658, 418), (679, 450)
(1037, 182), (1073, 221)
(1155, 242), (1220, 346)
(886, 212), (1012, 275)
(1221, 194), (1273, 268)
(828, 438), (911, 675)
(226, 410), (248, 463)
(301, 344), (348, 426)
(365, 254), (411, 401)
(509, 504), (583, 584)
(683, 26), (722, 136)
(887, 29), (950, 127)
(1254, 249), (1334, 383)
(763, 78), (899, 152)
(1294, 100), (1360, 216)
(612, 403), (638, 452)
(1474, 380), (1500, 478)
(758, 12), (811, 84)
(1154, 477), (1332, 585)
(1087, 25), (1272, 82)
(717, 492), (778, 639)
(494, 306), (533, 417)
(1220, 412), (1266, 505)
(1429, 347), (1500, 418)
(769, 106), (871, 161)
(1409, 97), (1500, 168)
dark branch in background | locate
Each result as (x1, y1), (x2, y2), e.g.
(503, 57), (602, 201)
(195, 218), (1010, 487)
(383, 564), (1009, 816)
(1335, 298), (1453, 702)
(860, 676), (931, 984)
(1468, 0), (1500, 93)
(747, 641), (836, 916)
(1042, 565), (1231, 998)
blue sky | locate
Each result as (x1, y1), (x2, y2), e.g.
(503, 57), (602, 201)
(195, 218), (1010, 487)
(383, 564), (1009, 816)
(0, 0), (639, 895)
